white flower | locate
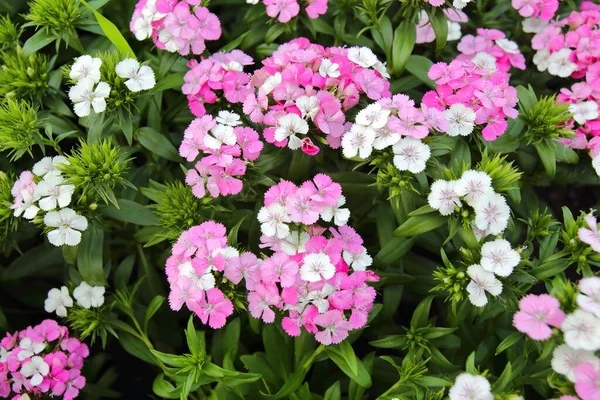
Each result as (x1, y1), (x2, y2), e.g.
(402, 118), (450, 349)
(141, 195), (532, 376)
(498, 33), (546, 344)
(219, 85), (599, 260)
(12, 189), (40, 220)
(158, 29), (179, 52)
(471, 52), (497, 72)
(44, 286), (73, 317)
(20, 356), (49, 387)
(68, 80), (110, 117)
(307, 284), (335, 313)
(258, 203), (291, 239)
(474, 193), (510, 235)
(372, 61), (391, 79)
(281, 230), (310, 256)
(17, 338), (45, 361)
(44, 208), (88, 247)
(480, 239), (520, 277)
(448, 372), (494, 400)
(216, 110), (242, 126)
(392, 137), (431, 174)
(73, 281), (105, 309)
(551, 344), (600, 382)
(261, 72), (282, 95)
(522, 17), (548, 33)
(569, 101), (599, 125)
(547, 48), (577, 78)
(466, 264), (503, 307)
(533, 49), (550, 72)
(32, 156), (69, 177)
(204, 124), (237, 150)
(300, 253), (335, 282)
(179, 261), (216, 289)
(495, 39), (519, 54)
(221, 61), (243, 72)
(562, 310), (600, 351)
(115, 58), (156, 92)
(341, 124), (375, 159)
(577, 276), (600, 318)
(347, 47), (378, 68)
(296, 96), (320, 120)
(35, 174), (74, 211)
(456, 170), (493, 207)
(132, 15), (153, 40)
(319, 58), (341, 78)
(321, 195), (350, 226)
(343, 247), (373, 271)
(447, 21), (462, 41)
(355, 103), (390, 129)
(70, 55), (102, 83)
(373, 125), (401, 150)
(444, 104), (476, 137)
(275, 114), (309, 150)
(0, 348), (6, 363)
(428, 180), (461, 216)
(593, 154), (600, 177)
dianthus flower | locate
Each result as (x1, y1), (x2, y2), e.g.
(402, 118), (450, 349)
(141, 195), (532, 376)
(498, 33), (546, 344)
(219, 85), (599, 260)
(513, 294), (566, 340)
(0, 320), (88, 399)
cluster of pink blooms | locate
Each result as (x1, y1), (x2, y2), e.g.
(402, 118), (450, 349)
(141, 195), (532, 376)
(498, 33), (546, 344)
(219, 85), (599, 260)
(243, 38), (391, 156)
(456, 28), (526, 72)
(0, 320), (88, 400)
(423, 57), (519, 141)
(182, 50), (254, 117)
(179, 111), (264, 198)
(165, 175), (380, 345)
(511, 0), (558, 20)
(9, 171), (37, 220)
(130, 0), (221, 56)
(262, 0), (327, 23)
(513, 277), (600, 400)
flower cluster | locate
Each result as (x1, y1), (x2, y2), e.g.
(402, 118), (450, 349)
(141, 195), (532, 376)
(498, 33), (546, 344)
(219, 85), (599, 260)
(10, 157), (88, 247)
(166, 221), (236, 329)
(242, 175), (379, 345)
(511, 0), (558, 21)
(68, 55), (155, 117)
(182, 50), (254, 117)
(428, 169), (511, 237)
(45, 282), (106, 318)
(513, 277), (600, 400)
(423, 57), (519, 140)
(130, 0), (221, 55)
(0, 320), (88, 399)
(244, 39), (391, 155)
(456, 28), (526, 73)
(416, 9), (468, 45)
(557, 83), (600, 159)
(181, 111), (264, 198)
(261, 0), (327, 23)
(341, 94), (444, 173)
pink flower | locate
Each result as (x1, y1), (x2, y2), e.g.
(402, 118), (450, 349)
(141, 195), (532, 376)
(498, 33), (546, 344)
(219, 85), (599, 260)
(305, 0), (327, 18)
(513, 294), (566, 340)
(286, 188), (321, 225)
(314, 310), (352, 345)
(194, 288), (234, 329)
(53, 368), (86, 400)
(264, 0), (300, 23)
(169, 277), (205, 311)
(300, 137), (320, 155)
(261, 252), (299, 287)
(248, 284), (280, 323)
(575, 362), (600, 400)
(579, 214), (600, 252)
(302, 173), (342, 207)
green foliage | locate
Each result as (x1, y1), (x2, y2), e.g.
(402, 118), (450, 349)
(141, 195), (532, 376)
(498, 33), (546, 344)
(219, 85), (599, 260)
(24, 0), (86, 50)
(0, 172), (17, 248)
(0, 15), (19, 50)
(519, 91), (573, 145)
(0, 47), (50, 102)
(0, 98), (43, 160)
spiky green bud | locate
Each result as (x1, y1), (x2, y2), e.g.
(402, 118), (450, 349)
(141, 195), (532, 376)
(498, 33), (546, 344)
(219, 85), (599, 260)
(0, 99), (43, 160)
(478, 151), (522, 193)
(24, 0), (84, 40)
(520, 95), (573, 144)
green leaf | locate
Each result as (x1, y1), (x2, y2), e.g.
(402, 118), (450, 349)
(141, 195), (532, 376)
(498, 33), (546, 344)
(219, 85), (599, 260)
(411, 296), (434, 328)
(219, 31), (251, 52)
(427, 8), (448, 51)
(517, 85), (537, 112)
(144, 295), (165, 326)
(405, 55), (435, 89)
(465, 352), (477, 375)
(423, 327), (456, 340)
(374, 237), (415, 266)
(495, 332), (523, 355)
(369, 335), (406, 349)
(185, 316), (205, 357)
(79, 0), (135, 57)
(22, 30), (56, 56)
(493, 362), (512, 392)
(535, 139), (557, 177)
(394, 214), (446, 237)
(114, 255), (136, 290)
(120, 332), (156, 364)
(101, 199), (159, 226)
(323, 381), (341, 400)
(152, 72), (185, 93)
(137, 127), (182, 162)
(392, 20), (416, 76)
(0, 246), (63, 281)
(227, 216), (247, 246)
(326, 344), (372, 388)
(152, 374), (180, 399)
(77, 225), (106, 286)
(150, 349), (189, 368)
(265, 24), (286, 44)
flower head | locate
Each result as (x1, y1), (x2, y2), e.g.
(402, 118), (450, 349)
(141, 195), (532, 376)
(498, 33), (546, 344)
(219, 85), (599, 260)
(513, 294), (565, 340)
(44, 208), (88, 247)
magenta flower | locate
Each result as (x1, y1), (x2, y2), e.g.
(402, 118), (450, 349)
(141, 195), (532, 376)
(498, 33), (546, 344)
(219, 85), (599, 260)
(195, 288), (234, 329)
(264, 0), (300, 23)
(513, 294), (566, 340)
(314, 310), (352, 345)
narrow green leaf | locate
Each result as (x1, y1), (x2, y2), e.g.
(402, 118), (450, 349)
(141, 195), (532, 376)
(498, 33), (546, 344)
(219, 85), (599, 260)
(76, 225), (106, 286)
(219, 31), (251, 52)
(101, 199), (160, 226)
(394, 214), (446, 237)
(392, 20), (416, 76)
(22, 30), (56, 56)
(79, 0), (135, 57)
(144, 295), (165, 326)
(410, 296), (434, 328)
(495, 332), (523, 355)
(535, 139), (557, 177)
(427, 8), (448, 51)
(405, 55), (435, 88)
(137, 127), (182, 162)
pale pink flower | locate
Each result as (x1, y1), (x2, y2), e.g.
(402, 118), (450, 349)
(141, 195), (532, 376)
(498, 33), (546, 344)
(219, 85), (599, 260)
(513, 294), (566, 340)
